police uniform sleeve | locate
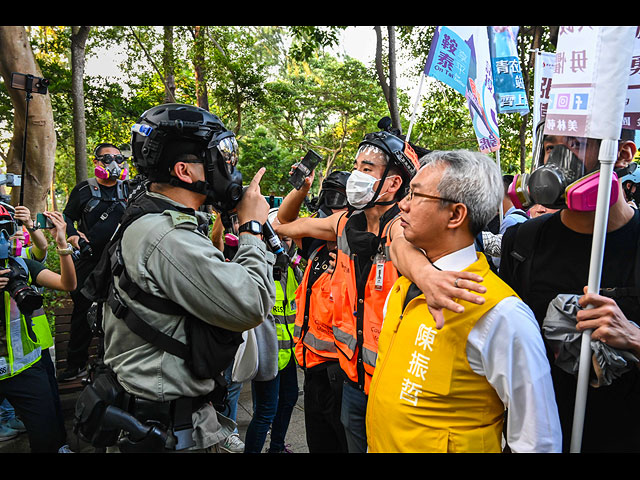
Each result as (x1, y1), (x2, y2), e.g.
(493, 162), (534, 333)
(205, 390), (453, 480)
(129, 214), (276, 333)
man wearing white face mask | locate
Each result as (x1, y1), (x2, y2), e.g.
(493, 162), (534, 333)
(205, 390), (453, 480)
(273, 121), (424, 452)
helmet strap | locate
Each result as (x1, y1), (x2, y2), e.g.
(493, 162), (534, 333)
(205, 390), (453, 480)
(360, 161), (393, 210)
(167, 176), (210, 197)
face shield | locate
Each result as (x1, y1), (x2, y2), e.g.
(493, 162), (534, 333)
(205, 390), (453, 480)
(508, 122), (619, 211)
(319, 188), (348, 210)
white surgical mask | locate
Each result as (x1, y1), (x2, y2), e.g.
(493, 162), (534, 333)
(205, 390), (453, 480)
(346, 170), (380, 209)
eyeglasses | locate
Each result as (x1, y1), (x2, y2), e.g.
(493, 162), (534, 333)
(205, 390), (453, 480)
(406, 188), (457, 204)
(96, 154), (126, 164)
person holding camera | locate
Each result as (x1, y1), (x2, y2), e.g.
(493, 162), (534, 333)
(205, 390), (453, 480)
(0, 209), (76, 452)
(58, 143), (129, 382)
(79, 103), (275, 453)
(0, 203), (68, 445)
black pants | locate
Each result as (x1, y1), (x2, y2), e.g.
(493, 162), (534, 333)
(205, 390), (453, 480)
(302, 362), (348, 453)
(0, 358), (66, 452)
(66, 288), (93, 370)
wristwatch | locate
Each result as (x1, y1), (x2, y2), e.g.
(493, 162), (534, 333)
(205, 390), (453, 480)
(238, 220), (263, 235)
(57, 244), (74, 256)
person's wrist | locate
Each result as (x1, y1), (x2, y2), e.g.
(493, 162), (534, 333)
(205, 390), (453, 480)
(56, 243), (73, 256)
(238, 220), (263, 237)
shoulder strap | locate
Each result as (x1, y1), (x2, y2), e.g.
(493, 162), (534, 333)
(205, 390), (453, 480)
(86, 177), (101, 197)
(104, 193), (201, 362)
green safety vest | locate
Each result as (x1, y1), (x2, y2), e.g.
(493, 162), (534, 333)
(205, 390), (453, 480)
(22, 247), (54, 350)
(0, 293), (46, 381)
(272, 266), (299, 370)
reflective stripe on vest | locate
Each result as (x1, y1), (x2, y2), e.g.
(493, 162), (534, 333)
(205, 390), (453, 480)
(273, 265), (299, 370)
(294, 244), (339, 369)
(331, 211), (400, 394)
(0, 290), (42, 380)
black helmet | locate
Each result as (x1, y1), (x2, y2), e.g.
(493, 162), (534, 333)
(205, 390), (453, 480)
(357, 117), (422, 202)
(130, 103), (243, 212)
(317, 170), (350, 210)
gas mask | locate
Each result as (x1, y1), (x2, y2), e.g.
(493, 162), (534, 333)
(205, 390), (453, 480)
(95, 154), (128, 181)
(202, 131), (244, 213)
(508, 124), (619, 212)
(618, 161), (640, 204)
(130, 104), (244, 214)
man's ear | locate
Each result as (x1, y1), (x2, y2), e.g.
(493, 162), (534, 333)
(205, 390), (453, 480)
(447, 202), (468, 230)
(171, 162), (195, 184)
(616, 141), (637, 169)
(387, 174), (403, 196)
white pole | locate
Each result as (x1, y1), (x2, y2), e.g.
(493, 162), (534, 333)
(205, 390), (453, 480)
(496, 149), (504, 222)
(406, 72), (425, 144)
(570, 138), (618, 452)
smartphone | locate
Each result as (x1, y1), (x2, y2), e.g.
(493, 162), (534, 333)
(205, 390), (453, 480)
(288, 150), (322, 190)
(11, 72), (50, 95)
(35, 213), (54, 229)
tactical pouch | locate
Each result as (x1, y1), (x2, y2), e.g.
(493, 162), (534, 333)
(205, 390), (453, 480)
(73, 368), (128, 448)
(184, 318), (244, 381)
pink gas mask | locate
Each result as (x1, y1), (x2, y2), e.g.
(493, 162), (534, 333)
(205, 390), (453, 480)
(95, 154), (128, 180)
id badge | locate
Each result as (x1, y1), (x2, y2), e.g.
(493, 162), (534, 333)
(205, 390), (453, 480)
(374, 252), (385, 291)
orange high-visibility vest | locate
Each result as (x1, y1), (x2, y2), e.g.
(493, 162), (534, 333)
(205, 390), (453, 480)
(294, 244), (339, 369)
(331, 210), (400, 395)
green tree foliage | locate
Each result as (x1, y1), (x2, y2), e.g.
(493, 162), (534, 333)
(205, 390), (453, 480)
(0, 25), (560, 208)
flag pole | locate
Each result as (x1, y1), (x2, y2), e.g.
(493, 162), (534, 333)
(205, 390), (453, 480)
(406, 70), (425, 144)
(570, 138), (618, 452)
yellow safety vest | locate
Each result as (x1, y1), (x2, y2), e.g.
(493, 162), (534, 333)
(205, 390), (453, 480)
(0, 293), (45, 381)
(21, 247), (54, 350)
(272, 265), (299, 370)
(367, 253), (517, 453)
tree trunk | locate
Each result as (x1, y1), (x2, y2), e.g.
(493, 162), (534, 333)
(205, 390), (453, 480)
(193, 26), (209, 111)
(71, 26), (91, 184)
(517, 26), (546, 173)
(374, 26), (401, 132)
(0, 26), (56, 215)
(386, 26), (401, 132)
(163, 26), (176, 104)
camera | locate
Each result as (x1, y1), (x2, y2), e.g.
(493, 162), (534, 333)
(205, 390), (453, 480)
(71, 238), (94, 263)
(1, 257), (43, 315)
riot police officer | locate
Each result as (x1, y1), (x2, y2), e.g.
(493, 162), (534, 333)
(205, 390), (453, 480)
(79, 103), (276, 452)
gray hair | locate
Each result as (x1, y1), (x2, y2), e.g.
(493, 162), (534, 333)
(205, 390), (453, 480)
(419, 150), (502, 236)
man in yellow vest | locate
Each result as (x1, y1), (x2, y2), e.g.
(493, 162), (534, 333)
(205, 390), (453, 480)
(366, 150), (562, 453)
